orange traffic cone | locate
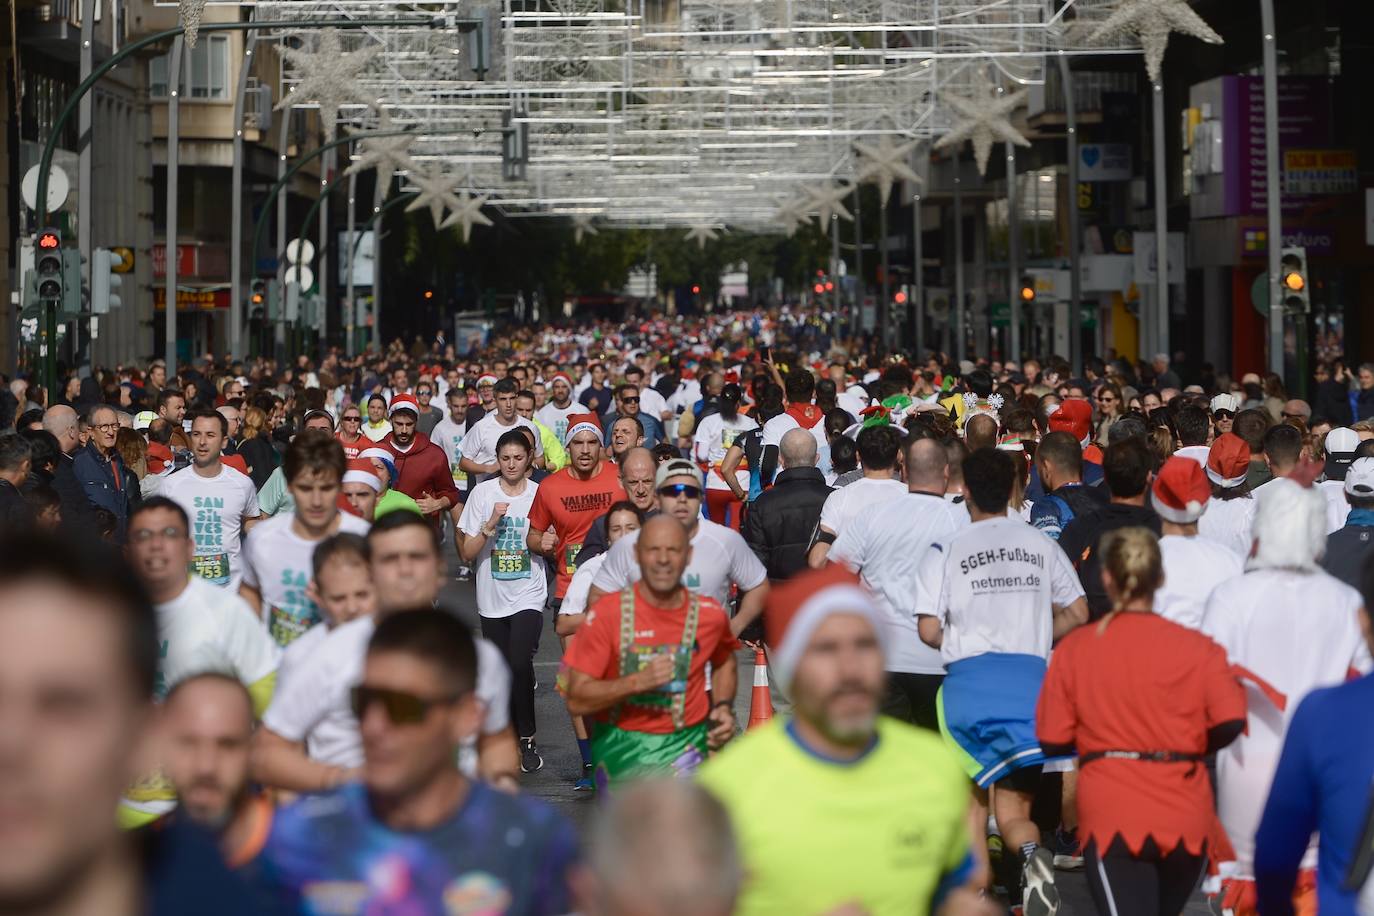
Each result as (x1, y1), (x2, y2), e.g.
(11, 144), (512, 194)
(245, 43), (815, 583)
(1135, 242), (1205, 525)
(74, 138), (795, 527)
(748, 647), (774, 730)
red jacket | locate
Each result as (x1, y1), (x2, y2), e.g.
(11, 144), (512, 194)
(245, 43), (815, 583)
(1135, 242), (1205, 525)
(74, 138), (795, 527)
(382, 431), (460, 521)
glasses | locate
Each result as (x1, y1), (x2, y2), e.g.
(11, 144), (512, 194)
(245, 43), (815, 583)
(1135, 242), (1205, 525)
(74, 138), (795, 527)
(621, 396), (640, 404)
(659, 484), (702, 500)
(130, 526), (186, 543)
(343, 415), (362, 423)
(349, 685), (463, 725)
(1281, 412), (1306, 420)
(1214, 410), (1235, 420)
(93, 422), (119, 432)
(1097, 396), (1116, 403)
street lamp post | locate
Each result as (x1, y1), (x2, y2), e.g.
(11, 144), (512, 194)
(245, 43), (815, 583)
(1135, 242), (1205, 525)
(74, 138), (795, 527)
(165, 35), (184, 375)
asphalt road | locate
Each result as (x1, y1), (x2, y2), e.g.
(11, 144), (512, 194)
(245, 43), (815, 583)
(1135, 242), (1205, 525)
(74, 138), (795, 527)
(439, 568), (1210, 915)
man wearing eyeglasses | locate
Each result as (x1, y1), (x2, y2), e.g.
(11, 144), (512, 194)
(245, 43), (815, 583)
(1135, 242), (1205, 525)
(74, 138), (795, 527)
(122, 497), (281, 827)
(260, 609), (577, 915)
(73, 403), (139, 542)
(588, 458), (769, 639)
(605, 384), (662, 449)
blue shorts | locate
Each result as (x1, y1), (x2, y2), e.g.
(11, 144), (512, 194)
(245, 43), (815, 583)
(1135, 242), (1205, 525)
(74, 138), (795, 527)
(937, 652), (1048, 788)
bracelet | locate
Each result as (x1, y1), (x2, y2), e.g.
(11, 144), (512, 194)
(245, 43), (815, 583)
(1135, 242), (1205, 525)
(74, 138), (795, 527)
(711, 700), (735, 712)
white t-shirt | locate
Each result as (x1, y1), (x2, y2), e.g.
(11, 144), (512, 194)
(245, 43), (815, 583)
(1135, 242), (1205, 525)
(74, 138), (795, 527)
(1198, 494), (1257, 559)
(637, 387), (669, 423)
(915, 515), (1085, 665)
(362, 419), (391, 442)
(159, 464), (261, 590)
(536, 402), (582, 445)
(1203, 568), (1373, 877)
(154, 576), (281, 700)
(693, 412), (758, 490)
(241, 512), (371, 647)
(461, 412), (544, 466)
(458, 477), (547, 618)
(760, 411), (827, 452)
(668, 380), (702, 419)
(559, 553), (606, 617)
(1175, 445), (1211, 467)
(262, 615), (511, 774)
(1320, 478), (1351, 534)
(592, 518), (768, 607)
(1154, 534), (1243, 631)
(829, 492), (967, 674)
(278, 621), (330, 690)
(817, 476), (906, 535)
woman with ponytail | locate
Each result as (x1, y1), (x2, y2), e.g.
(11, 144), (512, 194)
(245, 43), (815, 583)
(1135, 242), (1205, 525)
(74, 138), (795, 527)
(1036, 527), (1247, 916)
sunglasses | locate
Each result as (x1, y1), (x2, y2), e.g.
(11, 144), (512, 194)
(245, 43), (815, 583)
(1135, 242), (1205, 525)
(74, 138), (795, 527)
(621, 396), (640, 403)
(658, 483), (701, 499)
(342, 415), (362, 422)
(1213, 410), (1235, 420)
(350, 685), (463, 726)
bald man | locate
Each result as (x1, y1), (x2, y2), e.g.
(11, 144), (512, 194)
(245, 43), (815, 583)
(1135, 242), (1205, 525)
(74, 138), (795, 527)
(578, 447), (658, 567)
(561, 514), (740, 785)
(964, 413), (998, 453)
(744, 428), (833, 583)
(41, 404), (93, 529)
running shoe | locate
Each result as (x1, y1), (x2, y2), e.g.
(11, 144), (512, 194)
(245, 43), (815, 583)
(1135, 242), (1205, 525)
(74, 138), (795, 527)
(573, 764), (595, 792)
(1022, 846), (1060, 916)
(1051, 826), (1084, 871)
(519, 737), (544, 773)
(457, 566), (472, 582)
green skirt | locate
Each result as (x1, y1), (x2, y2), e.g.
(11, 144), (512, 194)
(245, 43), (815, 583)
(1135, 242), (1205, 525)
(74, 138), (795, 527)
(592, 722), (708, 791)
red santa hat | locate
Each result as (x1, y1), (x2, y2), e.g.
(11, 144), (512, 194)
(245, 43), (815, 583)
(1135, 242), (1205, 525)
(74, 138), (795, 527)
(549, 372), (573, 388)
(1151, 456), (1211, 524)
(563, 412), (602, 446)
(764, 565), (887, 695)
(388, 393), (420, 418)
(1206, 432), (1251, 489)
(342, 458), (383, 492)
(1047, 398), (1093, 445)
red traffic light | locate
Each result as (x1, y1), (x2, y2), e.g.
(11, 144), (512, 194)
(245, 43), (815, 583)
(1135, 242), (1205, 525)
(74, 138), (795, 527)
(894, 291), (908, 305)
(824, 281), (834, 292)
(37, 230), (61, 250)
(423, 290), (434, 299)
(692, 285), (701, 294)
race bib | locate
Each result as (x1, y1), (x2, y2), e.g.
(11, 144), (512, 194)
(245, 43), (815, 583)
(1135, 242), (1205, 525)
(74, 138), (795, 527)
(192, 552), (229, 585)
(622, 644), (693, 701)
(491, 516), (531, 580)
(564, 542), (582, 575)
(268, 603), (313, 646)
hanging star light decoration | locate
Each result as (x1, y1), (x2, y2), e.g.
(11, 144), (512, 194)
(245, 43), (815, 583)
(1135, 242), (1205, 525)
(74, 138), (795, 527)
(275, 29), (381, 141)
(934, 84), (1030, 176)
(572, 213), (599, 244)
(1086, 0), (1222, 85)
(403, 168), (463, 230)
(178, 0), (208, 48)
(802, 182), (854, 223)
(853, 135), (924, 206)
(772, 196), (814, 237)
(685, 225), (720, 250)
(344, 112), (416, 203)
(439, 190), (494, 244)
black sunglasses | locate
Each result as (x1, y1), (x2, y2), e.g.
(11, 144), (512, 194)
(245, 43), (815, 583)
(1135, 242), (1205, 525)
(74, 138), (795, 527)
(621, 396), (640, 403)
(658, 483), (701, 499)
(350, 685), (463, 725)
(1213, 410), (1235, 420)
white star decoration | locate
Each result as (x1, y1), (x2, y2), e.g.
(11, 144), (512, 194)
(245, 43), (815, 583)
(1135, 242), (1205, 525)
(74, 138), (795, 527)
(853, 135), (924, 206)
(684, 225), (720, 250)
(439, 191), (494, 243)
(344, 112), (415, 203)
(404, 169), (464, 230)
(772, 196), (814, 237)
(572, 213), (599, 244)
(178, 0), (207, 48)
(934, 84), (1030, 176)
(803, 182), (854, 223)
(1086, 0), (1222, 85)
(275, 29), (381, 141)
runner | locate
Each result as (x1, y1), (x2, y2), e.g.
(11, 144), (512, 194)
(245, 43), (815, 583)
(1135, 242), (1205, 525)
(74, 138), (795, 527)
(277, 533), (377, 690)
(743, 428), (833, 584)
(560, 515), (739, 786)
(240, 432), (370, 646)
(351, 448), (423, 519)
(557, 501), (644, 636)
(827, 436), (964, 730)
(460, 377), (545, 478)
(1321, 456), (1374, 589)
(381, 393), (460, 527)
(576, 446), (656, 565)
(692, 382), (757, 530)
(1037, 527), (1245, 916)
(361, 392), (391, 442)
(760, 368), (828, 467)
(588, 458), (769, 637)
(1150, 456), (1243, 630)
(1203, 477), (1373, 913)
(699, 565), (980, 916)
(1321, 427), (1361, 533)
(1197, 432), (1257, 559)
(515, 388), (569, 471)
(260, 609), (578, 914)
(256, 409), (337, 517)
(916, 447), (1089, 914)
(158, 408), (262, 589)
(458, 428), (548, 772)
(1030, 430), (1108, 541)
(334, 404), (365, 459)
(807, 424), (906, 567)
(536, 372), (580, 444)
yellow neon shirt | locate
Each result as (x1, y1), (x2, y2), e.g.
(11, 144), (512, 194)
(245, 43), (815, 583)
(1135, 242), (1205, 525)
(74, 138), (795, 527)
(697, 717), (972, 916)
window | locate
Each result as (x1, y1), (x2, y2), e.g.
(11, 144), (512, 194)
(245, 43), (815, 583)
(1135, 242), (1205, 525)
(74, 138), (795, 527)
(150, 36), (229, 100)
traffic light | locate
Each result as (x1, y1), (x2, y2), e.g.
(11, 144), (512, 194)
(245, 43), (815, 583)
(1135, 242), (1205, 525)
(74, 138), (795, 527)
(893, 288), (908, 306)
(34, 229), (64, 304)
(61, 249), (84, 317)
(250, 279), (266, 307)
(1280, 247), (1309, 313)
(91, 248), (125, 314)
(1019, 276), (1036, 304)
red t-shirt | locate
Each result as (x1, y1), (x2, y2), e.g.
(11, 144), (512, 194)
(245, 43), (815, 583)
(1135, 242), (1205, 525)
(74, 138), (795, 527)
(336, 432), (364, 460)
(562, 584), (737, 734)
(1036, 613), (1245, 856)
(527, 463), (625, 597)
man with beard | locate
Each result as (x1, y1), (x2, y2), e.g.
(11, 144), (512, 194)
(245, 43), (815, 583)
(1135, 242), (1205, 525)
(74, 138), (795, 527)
(382, 394), (460, 529)
(159, 410), (262, 589)
(699, 565), (978, 916)
(162, 674), (277, 870)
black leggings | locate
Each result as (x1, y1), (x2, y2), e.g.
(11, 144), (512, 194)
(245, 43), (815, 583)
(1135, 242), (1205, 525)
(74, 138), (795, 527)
(479, 609), (543, 740)
(880, 672), (944, 732)
(1084, 836), (1205, 916)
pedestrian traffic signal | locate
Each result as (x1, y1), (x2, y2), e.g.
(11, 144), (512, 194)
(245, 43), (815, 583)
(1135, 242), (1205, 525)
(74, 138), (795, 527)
(1280, 247), (1309, 313)
(34, 230), (64, 303)
(893, 289), (908, 305)
(61, 249), (84, 317)
(91, 248), (124, 314)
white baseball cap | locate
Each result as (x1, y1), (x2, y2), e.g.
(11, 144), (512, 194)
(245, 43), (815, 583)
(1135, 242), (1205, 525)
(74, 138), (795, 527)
(1345, 457), (1374, 497)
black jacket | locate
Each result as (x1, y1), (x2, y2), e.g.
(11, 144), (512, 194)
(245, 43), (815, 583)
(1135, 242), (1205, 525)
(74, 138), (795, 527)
(0, 479), (33, 532)
(1314, 379), (1353, 425)
(743, 467), (832, 582)
(1321, 517), (1374, 590)
(1057, 501), (1162, 620)
(71, 441), (139, 542)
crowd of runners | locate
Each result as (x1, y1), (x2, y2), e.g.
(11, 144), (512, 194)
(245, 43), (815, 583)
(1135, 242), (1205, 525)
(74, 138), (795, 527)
(1, 307), (1372, 916)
